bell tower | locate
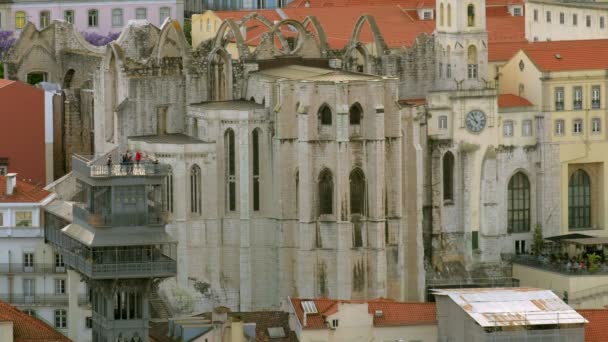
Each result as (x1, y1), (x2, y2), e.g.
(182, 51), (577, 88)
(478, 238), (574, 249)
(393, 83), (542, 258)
(435, 0), (489, 90)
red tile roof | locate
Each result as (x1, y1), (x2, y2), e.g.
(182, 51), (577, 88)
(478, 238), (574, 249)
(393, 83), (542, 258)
(290, 297), (436, 329)
(0, 175), (52, 203)
(368, 300), (436, 327)
(287, 0), (523, 8)
(498, 94), (533, 108)
(0, 300), (71, 342)
(211, 2), (525, 50)
(577, 309), (608, 342)
(0, 79), (16, 89)
(522, 39), (608, 72)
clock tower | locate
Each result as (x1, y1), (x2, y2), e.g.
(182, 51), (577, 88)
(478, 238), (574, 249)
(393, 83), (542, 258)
(435, 0), (489, 91)
(426, 0), (501, 279)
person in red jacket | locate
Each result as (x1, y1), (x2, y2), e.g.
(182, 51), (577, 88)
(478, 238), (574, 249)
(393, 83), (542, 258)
(135, 151), (141, 165)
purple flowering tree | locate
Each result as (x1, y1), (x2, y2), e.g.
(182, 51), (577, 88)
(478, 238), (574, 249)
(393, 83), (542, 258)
(0, 31), (16, 78)
(0, 31), (16, 59)
(81, 32), (120, 46)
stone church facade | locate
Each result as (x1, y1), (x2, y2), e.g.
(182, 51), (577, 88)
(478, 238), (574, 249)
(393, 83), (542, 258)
(4, 0), (559, 310)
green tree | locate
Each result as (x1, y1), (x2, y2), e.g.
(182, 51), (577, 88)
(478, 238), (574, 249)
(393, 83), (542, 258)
(588, 253), (601, 273)
(532, 223), (544, 255)
(183, 20), (192, 46)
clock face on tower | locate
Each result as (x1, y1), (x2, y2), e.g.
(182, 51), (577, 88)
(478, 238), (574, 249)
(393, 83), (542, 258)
(465, 110), (487, 133)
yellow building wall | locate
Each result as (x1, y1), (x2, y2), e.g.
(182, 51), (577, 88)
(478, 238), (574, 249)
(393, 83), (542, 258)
(499, 51), (543, 106)
(192, 11), (223, 48)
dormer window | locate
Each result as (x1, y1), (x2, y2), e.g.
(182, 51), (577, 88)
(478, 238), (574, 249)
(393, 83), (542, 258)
(423, 10), (433, 20)
(331, 319), (339, 328)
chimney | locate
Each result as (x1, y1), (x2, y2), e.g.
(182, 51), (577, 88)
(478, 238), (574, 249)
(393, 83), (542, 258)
(6, 173), (17, 195)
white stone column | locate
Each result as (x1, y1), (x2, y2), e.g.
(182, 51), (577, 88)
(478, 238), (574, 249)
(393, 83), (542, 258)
(238, 120), (252, 311)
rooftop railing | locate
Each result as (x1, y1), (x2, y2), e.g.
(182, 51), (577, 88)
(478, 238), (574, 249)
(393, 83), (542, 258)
(72, 154), (171, 178)
(512, 254), (608, 276)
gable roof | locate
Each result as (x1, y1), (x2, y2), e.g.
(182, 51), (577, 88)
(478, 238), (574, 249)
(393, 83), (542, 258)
(0, 175), (52, 204)
(498, 94), (533, 108)
(521, 39), (608, 72)
(290, 297), (436, 330)
(577, 309), (608, 342)
(0, 300), (72, 342)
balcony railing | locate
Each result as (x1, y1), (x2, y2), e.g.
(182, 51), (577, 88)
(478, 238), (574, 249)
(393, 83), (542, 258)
(73, 155), (170, 178)
(513, 255), (608, 275)
(0, 227), (44, 238)
(62, 250), (176, 280)
(0, 294), (68, 306)
(0, 263), (66, 274)
(73, 204), (167, 227)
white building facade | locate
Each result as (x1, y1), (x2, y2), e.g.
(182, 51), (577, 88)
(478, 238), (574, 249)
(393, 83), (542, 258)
(526, 0), (608, 42)
(0, 174), (91, 342)
(1, 0), (184, 33)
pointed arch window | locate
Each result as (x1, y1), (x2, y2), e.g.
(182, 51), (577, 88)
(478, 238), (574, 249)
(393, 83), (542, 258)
(569, 170), (591, 229)
(349, 103), (362, 125)
(225, 129), (236, 212)
(440, 3), (444, 26)
(165, 167), (173, 213)
(295, 170), (299, 215)
(467, 4), (475, 27)
(350, 168), (366, 215)
(508, 172), (530, 233)
(467, 45), (478, 79)
(443, 152), (454, 201)
(190, 165), (201, 214)
(209, 51), (229, 101)
(319, 169), (334, 215)
(447, 4), (452, 27)
(252, 129), (261, 212)
(319, 104), (332, 126)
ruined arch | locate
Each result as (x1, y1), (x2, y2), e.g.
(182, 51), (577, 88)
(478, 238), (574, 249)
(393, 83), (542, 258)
(344, 42), (370, 73)
(156, 19), (191, 62)
(208, 48), (232, 101)
(348, 15), (390, 57)
(102, 44), (124, 143)
(213, 18), (249, 59)
(302, 16), (329, 56)
(271, 19), (313, 55)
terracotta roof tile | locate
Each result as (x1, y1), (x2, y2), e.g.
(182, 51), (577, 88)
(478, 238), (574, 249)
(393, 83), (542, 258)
(0, 300), (71, 342)
(0, 79), (15, 89)
(368, 301), (436, 327)
(213, 2), (525, 50)
(290, 297), (436, 329)
(577, 309), (608, 342)
(489, 40), (529, 62)
(0, 175), (52, 203)
(288, 0), (523, 8)
(498, 94), (533, 108)
(522, 39), (608, 72)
